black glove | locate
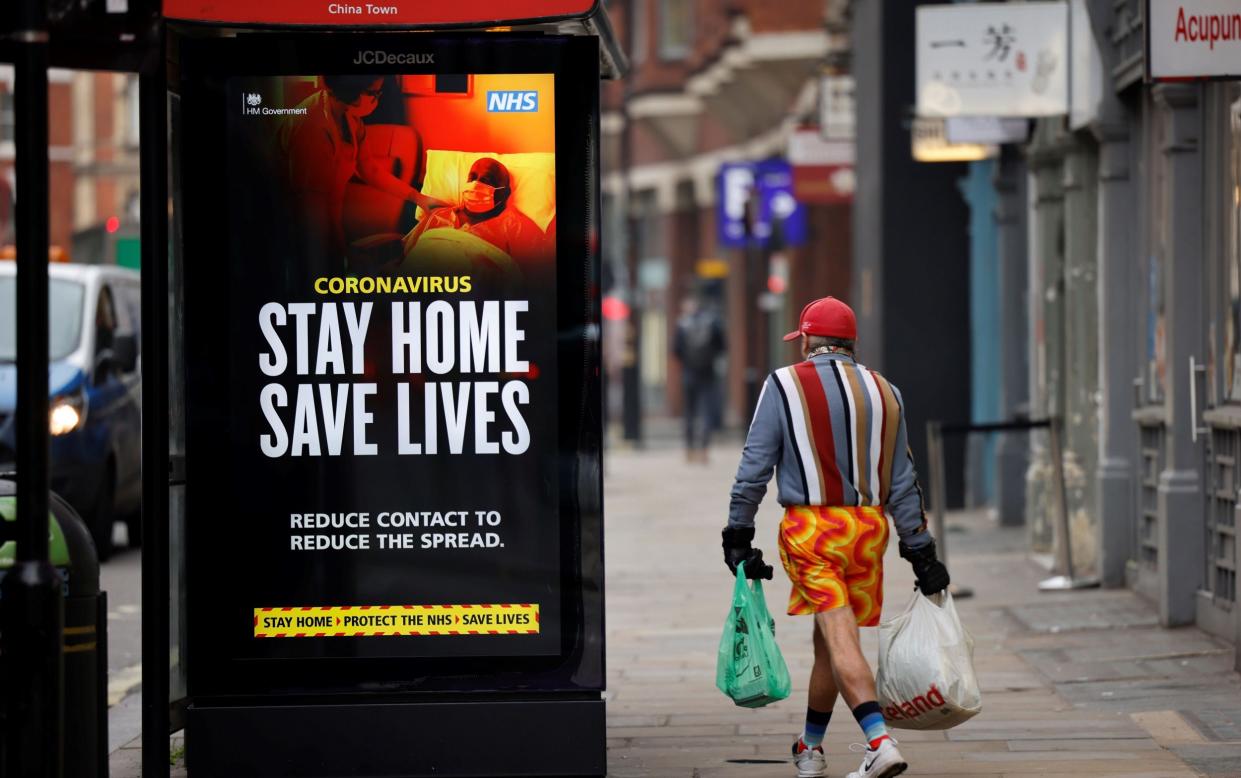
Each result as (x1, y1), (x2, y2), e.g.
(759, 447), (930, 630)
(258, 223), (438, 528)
(900, 539), (951, 595)
(721, 526), (774, 580)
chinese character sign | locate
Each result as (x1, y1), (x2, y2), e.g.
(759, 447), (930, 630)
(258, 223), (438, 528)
(819, 74), (855, 141)
(916, 2), (1068, 118)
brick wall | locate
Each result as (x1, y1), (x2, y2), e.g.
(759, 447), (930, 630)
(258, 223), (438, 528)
(49, 81), (75, 252)
(0, 73), (139, 260)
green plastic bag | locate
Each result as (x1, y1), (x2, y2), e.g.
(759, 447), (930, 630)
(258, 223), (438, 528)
(715, 561), (792, 708)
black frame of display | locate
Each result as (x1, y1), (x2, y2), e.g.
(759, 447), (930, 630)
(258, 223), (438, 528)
(171, 29), (605, 776)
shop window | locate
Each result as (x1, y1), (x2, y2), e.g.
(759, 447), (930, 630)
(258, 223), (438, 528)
(632, 189), (668, 407)
(630, 0), (648, 66)
(658, 0), (693, 60)
(1204, 85), (1241, 612)
(1227, 94), (1241, 401)
(1139, 425), (1163, 571)
(601, 192), (621, 277)
(1112, 0), (1146, 89)
(1142, 95), (1169, 405)
(1206, 428), (1237, 606)
(125, 188), (141, 224)
(0, 90), (13, 145)
(124, 75), (140, 150)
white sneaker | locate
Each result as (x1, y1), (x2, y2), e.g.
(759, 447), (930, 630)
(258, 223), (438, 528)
(791, 737), (828, 778)
(845, 738), (907, 778)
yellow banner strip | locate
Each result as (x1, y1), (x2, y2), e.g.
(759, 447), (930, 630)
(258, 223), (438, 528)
(253, 604), (540, 638)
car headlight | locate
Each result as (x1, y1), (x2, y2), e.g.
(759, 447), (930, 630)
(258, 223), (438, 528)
(50, 392), (87, 436)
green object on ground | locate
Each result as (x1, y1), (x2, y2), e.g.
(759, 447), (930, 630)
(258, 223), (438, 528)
(716, 561), (791, 708)
(0, 495), (71, 568)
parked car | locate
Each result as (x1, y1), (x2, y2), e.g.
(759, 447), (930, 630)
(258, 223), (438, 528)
(0, 262), (141, 559)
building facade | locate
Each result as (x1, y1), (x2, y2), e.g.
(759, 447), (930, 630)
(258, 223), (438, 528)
(0, 68), (140, 261)
(980, 0), (1241, 666)
(600, 0), (853, 434)
(852, 0), (973, 505)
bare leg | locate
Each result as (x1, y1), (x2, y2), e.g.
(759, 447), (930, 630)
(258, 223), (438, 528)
(817, 607), (905, 774)
(808, 618), (840, 712)
(814, 606), (877, 709)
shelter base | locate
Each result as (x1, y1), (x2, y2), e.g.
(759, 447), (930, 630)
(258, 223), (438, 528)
(186, 696), (605, 777)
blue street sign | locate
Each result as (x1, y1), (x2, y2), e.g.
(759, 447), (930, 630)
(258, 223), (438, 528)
(716, 159), (807, 249)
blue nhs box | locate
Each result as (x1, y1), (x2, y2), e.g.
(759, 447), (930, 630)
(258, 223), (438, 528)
(486, 90), (539, 112)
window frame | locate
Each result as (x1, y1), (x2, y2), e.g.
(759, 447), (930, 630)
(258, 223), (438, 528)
(1224, 87), (1241, 404)
(657, 0), (692, 61)
(1141, 92), (1170, 406)
(0, 89), (15, 150)
(630, 0), (648, 66)
(1203, 83), (1241, 407)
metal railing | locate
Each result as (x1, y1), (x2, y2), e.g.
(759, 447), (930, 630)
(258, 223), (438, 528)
(925, 417), (1099, 593)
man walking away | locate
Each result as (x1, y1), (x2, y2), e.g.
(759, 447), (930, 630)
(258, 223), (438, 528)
(720, 297), (950, 778)
(673, 294), (726, 463)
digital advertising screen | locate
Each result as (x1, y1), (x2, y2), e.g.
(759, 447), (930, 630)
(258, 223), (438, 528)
(175, 34), (602, 697)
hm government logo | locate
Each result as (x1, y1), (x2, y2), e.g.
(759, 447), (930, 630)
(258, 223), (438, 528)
(241, 91), (307, 118)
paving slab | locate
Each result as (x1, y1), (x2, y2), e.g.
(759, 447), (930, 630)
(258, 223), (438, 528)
(603, 444), (1223, 777)
(108, 441), (1236, 777)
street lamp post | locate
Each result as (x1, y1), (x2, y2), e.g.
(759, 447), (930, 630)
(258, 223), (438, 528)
(619, 0), (642, 443)
(744, 184), (766, 419)
(0, 0), (65, 775)
(138, 26), (172, 776)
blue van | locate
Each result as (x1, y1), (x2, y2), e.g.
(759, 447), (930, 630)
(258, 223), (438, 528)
(0, 262), (142, 559)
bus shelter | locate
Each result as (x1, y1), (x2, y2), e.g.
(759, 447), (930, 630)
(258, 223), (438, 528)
(0, 2), (621, 775)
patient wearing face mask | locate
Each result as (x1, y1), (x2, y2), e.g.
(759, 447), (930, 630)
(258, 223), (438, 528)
(404, 157), (552, 264)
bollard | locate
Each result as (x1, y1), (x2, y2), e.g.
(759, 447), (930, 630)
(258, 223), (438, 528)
(925, 420), (948, 565)
(0, 478), (109, 778)
(924, 421), (972, 598)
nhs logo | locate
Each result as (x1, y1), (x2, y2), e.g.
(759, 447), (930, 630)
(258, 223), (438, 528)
(487, 90), (539, 113)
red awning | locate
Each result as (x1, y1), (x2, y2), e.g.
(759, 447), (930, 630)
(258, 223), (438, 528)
(162, 0), (627, 78)
(165, 0), (592, 28)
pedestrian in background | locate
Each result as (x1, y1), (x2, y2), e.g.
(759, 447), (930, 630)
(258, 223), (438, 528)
(673, 293), (726, 463)
(720, 296), (950, 778)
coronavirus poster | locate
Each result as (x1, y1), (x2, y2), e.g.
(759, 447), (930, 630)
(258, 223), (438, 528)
(237, 70), (559, 651)
(177, 37), (605, 682)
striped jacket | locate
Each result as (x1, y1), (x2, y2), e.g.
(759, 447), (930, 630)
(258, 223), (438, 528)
(728, 352), (931, 548)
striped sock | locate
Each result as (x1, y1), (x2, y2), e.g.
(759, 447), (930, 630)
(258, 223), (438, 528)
(801, 706), (832, 749)
(851, 701), (890, 750)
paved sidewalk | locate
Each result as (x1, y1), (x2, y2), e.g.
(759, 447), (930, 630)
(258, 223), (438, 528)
(109, 438), (1241, 776)
(604, 443), (1241, 777)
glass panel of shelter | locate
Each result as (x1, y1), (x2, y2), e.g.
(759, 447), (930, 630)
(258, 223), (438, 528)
(168, 89), (189, 711)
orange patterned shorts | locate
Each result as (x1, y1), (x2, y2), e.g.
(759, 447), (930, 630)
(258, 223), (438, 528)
(777, 505), (890, 626)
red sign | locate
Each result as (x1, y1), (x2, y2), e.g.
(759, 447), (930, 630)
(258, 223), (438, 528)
(792, 165), (854, 205)
(787, 126), (854, 205)
(163, 0), (598, 26)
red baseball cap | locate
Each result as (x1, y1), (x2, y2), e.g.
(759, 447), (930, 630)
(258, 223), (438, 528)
(783, 296), (857, 342)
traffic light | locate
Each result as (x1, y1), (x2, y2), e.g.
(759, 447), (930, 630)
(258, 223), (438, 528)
(72, 219), (139, 268)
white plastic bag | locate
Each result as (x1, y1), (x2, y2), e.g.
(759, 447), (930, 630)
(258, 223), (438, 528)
(874, 590), (981, 730)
